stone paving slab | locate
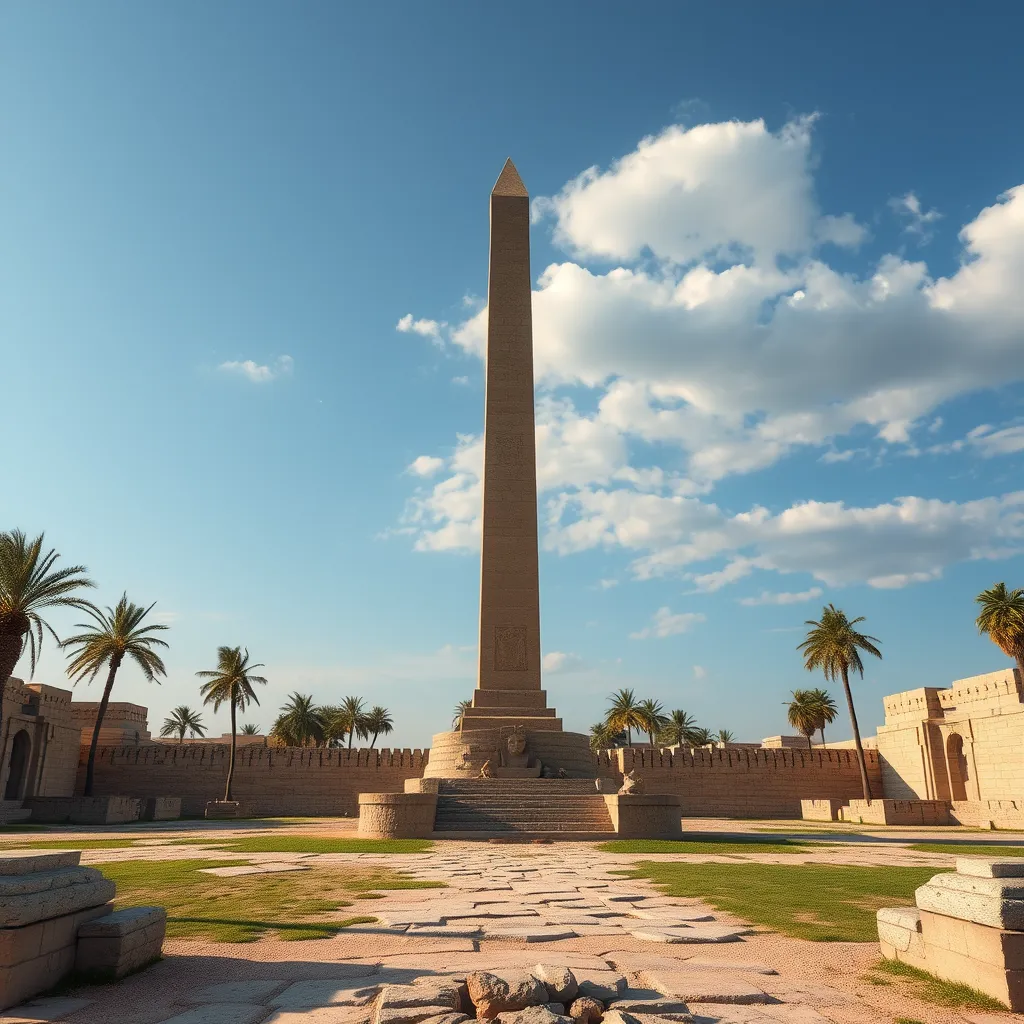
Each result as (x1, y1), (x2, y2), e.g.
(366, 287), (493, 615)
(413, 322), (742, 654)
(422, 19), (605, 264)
(0, 997), (93, 1022)
(158, 1005), (269, 1024)
(184, 981), (287, 1004)
(271, 982), (382, 1008)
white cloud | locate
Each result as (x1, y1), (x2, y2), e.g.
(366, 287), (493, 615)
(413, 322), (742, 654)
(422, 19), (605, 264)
(396, 314), (446, 344)
(543, 651), (585, 673)
(739, 587), (823, 606)
(598, 578), (619, 590)
(219, 355), (293, 383)
(692, 664), (707, 680)
(408, 455), (445, 477)
(452, 376), (471, 386)
(890, 191), (943, 242)
(630, 607), (706, 640)
(396, 117), (1024, 593)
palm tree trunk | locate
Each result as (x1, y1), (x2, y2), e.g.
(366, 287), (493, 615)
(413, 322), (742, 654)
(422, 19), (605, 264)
(224, 693), (237, 802)
(841, 664), (873, 801)
(84, 655), (121, 797)
(348, 726), (354, 750)
(0, 629), (27, 747)
(806, 734), (812, 751)
(370, 731), (378, 749)
(820, 726), (826, 745)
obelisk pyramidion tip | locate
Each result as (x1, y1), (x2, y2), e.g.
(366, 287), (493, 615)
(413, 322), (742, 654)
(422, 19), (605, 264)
(491, 158), (529, 197)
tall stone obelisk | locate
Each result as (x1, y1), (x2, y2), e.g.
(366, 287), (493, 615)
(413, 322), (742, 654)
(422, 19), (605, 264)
(458, 158), (557, 732)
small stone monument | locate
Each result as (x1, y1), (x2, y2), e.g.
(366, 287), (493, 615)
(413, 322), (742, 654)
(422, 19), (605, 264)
(619, 770), (644, 795)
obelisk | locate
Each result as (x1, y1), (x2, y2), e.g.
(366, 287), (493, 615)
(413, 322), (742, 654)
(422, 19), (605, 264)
(458, 158), (557, 731)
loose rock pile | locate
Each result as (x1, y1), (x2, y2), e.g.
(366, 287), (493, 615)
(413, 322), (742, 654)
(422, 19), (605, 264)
(368, 963), (754, 1024)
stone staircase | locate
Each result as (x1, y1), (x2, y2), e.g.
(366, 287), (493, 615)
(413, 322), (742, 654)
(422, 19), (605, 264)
(0, 800), (32, 825)
(433, 778), (615, 835)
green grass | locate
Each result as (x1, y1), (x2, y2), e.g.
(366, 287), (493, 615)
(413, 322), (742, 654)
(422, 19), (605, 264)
(870, 959), (1006, 1010)
(100, 858), (441, 942)
(893, 1018), (926, 1024)
(596, 836), (828, 855)
(620, 860), (938, 941)
(168, 836), (434, 854)
(909, 842), (1024, 857)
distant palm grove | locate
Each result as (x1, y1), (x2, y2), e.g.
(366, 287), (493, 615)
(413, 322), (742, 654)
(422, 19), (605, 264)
(2, 528), (1023, 808)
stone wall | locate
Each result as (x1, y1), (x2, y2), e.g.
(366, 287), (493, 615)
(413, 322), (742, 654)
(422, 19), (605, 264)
(602, 746), (883, 819)
(78, 743), (428, 816)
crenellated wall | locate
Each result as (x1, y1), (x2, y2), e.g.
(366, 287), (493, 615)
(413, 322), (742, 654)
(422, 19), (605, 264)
(76, 743), (429, 817)
(600, 744), (883, 819)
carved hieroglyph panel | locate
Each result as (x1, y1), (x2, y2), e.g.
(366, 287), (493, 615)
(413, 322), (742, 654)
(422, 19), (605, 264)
(494, 626), (528, 672)
(490, 433), (526, 463)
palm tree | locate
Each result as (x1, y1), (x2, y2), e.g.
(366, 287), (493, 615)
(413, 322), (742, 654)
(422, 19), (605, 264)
(160, 705), (206, 743)
(799, 603), (882, 801)
(806, 687), (838, 744)
(717, 729), (735, 745)
(272, 692), (324, 747)
(62, 595), (169, 796)
(637, 698), (669, 747)
(0, 530), (95, 740)
(658, 709), (698, 747)
(689, 727), (716, 747)
(365, 706), (394, 748)
(319, 705), (347, 747)
(589, 721), (627, 752)
(240, 722), (260, 735)
(338, 695), (369, 749)
(975, 583), (1024, 676)
(452, 699), (472, 731)
(196, 647), (267, 802)
(605, 688), (647, 746)
(786, 689), (820, 750)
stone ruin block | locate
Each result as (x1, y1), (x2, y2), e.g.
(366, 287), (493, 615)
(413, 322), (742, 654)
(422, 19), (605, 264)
(878, 857), (1024, 1010)
(24, 796), (142, 825)
(75, 905), (166, 979)
(800, 798), (844, 821)
(141, 796), (181, 821)
(205, 799), (242, 819)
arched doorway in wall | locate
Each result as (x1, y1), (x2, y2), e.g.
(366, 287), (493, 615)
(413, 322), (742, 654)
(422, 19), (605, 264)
(946, 732), (969, 802)
(4, 730), (31, 801)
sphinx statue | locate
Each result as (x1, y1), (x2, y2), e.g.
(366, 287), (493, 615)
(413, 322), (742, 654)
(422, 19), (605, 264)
(618, 769), (644, 795)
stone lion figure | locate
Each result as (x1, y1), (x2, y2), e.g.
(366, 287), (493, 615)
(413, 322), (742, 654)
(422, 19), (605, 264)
(479, 759), (496, 779)
(618, 769), (644, 795)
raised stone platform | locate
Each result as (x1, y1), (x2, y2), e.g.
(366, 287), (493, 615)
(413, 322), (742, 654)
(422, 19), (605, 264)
(423, 729), (599, 779)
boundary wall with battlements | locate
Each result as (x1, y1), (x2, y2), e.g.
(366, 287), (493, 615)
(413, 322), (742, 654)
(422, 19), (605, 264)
(76, 743), (428, 817)
(599, 745), (884, 819)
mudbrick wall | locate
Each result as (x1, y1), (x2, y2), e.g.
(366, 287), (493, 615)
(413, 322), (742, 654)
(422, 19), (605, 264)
(78, 744), (429, 817)
(600, 745), (884, 819)
(83, 741), (882, 819)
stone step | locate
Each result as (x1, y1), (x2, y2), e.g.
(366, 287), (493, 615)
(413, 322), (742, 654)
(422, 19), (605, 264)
(462, 706), (558, 718)
(438, 780), (602, 793)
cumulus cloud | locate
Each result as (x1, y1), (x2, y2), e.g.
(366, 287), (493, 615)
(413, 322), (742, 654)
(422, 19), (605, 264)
(630, 607), (706, 640)
(692, 664), (707, 680)
(739, 587), (824, 606)
(543, 651), (586, 673)
(408, 455), (445, 477)
(219, 355), (293, 383)
(396, 117), (1024, 594)
(397, 314), (446, 344)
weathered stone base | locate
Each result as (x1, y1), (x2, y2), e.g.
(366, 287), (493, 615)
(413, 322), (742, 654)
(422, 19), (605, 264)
(604, 794), (683, 838)
(75, 906), (166, 979)
(423, 729), (600, 779)
(800, 798), (845, 821)
(878, 858), (1024, 1010)
(358, 792), (438, 838)
(141, 797), (181, 821)
(951, 799), (1024, 830)
(25, 796), (142, 825)
(841, 798), (951, 825)
(205, 800), (241, 819)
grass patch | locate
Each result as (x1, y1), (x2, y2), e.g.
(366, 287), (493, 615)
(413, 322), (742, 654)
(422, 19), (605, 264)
(100, 858), (440, 942)
(596, 836), (826, 855)
(909, 842), (1024, 858)
(620, 860), (937, 941)
(870, 959), (1006, 1010)
(168, 837), (433, 854)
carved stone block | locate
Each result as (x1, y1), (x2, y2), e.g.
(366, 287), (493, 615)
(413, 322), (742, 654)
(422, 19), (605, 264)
(494, 627), (528, 672)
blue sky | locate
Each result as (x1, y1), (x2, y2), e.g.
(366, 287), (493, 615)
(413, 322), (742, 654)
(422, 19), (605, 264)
(3, 2), (1024, 747)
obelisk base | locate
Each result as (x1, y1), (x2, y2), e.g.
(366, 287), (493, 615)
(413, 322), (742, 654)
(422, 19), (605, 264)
(422, 728), (597, 779)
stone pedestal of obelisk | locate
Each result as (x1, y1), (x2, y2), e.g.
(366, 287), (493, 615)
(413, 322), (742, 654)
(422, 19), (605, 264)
(422, 159), (595, 778)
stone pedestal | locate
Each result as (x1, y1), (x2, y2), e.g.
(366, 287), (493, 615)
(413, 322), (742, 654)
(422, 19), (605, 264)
(141, 797), (181, 821)
(358, 793), (438, 839)
(878, 857), (1024, 1010)
(603, 794), (683, 838)
(0, 850), (115, 1010)
(75, 906), (166, 980)
(841, 798), (950, 825)
(25, 796), (142, 825)
(801, 798), (845, 821)
(204, 800), (241, 819)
